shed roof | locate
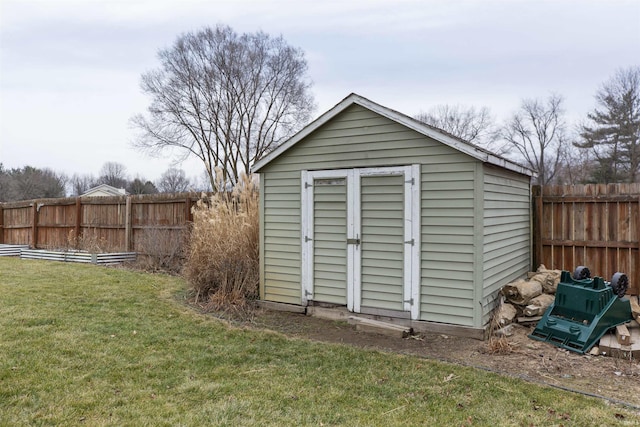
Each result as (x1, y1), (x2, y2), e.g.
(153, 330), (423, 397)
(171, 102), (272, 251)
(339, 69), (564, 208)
(253, 93), (534, 177)
(81, 184), (127, 197)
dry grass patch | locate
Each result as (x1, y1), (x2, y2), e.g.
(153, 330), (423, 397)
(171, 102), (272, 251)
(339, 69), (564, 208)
(66, 228), (121, 253)
(485, 335), (518, 355)
(485, 301), (518, 355)
(135, 227), (188, 273)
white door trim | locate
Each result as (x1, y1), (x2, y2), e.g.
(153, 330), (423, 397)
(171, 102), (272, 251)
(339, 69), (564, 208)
(347, 170), (359, 312)
(301, 169), (350, 305)
(301, 165), (421, 320)
(300, 169), (311, 305)
(409, 164), (421, 320)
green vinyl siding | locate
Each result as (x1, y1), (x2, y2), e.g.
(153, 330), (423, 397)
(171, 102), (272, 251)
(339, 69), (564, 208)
(360, 175), (405, 311)
(260, 104), (531, 328)
(312, 180), (348, 305)
(481, 165), (531, 325)
(260, 104), (477, 325)
(262, 172), (301, 304)
(420, 164), (476, 326)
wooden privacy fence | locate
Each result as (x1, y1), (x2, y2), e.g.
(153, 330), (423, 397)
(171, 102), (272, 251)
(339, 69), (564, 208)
(3, 186), (638, 296)
(533, 184), (640, 296)
(0, 193), (205, 254)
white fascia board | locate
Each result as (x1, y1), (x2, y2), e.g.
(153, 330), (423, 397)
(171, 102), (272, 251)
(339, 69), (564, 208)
(483, 153), (535, 177)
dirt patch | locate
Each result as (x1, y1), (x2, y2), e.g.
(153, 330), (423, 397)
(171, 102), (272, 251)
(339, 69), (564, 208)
(218, 307), (640, 408)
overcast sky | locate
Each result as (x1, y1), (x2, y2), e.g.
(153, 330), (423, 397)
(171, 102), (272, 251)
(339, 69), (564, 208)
(1, 0), (639, 183)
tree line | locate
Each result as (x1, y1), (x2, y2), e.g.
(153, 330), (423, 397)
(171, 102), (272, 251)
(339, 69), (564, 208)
(415, 67), (640, 185)
(0, 162), (199, 202)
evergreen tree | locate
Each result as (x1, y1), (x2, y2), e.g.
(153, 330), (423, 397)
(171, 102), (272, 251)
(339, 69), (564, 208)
(577, 67), (640, 183)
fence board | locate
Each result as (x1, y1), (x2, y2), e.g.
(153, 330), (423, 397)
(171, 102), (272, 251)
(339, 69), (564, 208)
(533, 184), (640, 296)
(0, 193), (204, 256)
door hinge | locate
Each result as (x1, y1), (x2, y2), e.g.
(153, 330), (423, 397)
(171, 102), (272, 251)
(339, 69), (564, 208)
(305, 236), (313, 242)
(305, 182), (313, 189)
(404, 239), (414, 245)
(404, 298), (414, 304)
(405, 178), (415, 185)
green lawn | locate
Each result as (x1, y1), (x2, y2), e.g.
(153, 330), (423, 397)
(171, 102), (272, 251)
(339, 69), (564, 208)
(0, 258), (638, 426)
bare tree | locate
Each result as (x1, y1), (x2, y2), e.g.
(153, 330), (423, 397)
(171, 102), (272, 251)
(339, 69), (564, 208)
(2, 166), (67, 201)
(0, 164), (10, 202)
(127, 177), (158, 195)
(194, 171), (214, 192)
(97, 162), (128, 189)
(550, 143), (596, 185)
(38, 168), (68, 198)
(157, 168), (191, 193)
(69, 173), (97, 196)
(577, 67), (640, 183)
(501, 94), (567, 185)
(131, 25), (315, 189)
(414, 105), (504, 153)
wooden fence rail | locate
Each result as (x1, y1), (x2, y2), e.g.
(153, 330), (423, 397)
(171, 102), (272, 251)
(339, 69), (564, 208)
(533, 184), (640, 296)
(0, 193), (204, 255)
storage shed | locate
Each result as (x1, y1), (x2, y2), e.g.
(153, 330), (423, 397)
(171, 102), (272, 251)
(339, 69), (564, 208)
(81, 184), (127, 197)
(253, 94), (534, 338)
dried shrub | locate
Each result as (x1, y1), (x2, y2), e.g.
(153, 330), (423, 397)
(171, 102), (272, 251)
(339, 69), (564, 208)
(134, 228), (188, 273)
(485, 301), (517, 355)
(66, 228), (119, 253)
(485, 336), (516, 355)
(184, 170), (259, 310)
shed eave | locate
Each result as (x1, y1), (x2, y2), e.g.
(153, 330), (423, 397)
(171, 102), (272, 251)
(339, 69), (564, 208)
(252, 93), (534, 177)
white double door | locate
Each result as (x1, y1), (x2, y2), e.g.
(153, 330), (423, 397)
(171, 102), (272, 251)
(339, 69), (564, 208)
(301, 166), (420, 320)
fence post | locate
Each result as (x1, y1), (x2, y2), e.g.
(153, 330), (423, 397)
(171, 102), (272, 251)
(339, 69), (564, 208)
(532, 186), (543, 270)
(75, 197), (82, 248)
(185, 196), (192, 223)
(125, 196), (132, 252)
(31, 202), (39, 249)
(0, 205), (4, 244)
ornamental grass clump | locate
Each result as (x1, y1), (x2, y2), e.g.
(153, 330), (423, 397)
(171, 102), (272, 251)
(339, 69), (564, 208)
(184, 171), (259, 310)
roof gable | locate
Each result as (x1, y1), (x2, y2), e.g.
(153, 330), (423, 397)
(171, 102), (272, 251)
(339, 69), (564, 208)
(253, 93), (533, 177)
(81, 184), (127, 197)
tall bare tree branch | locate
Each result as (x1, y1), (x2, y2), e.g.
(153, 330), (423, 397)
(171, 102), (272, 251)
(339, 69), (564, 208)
(501, 94), (567, 185)
(414, 104), (505, 154)
(131, 25), (315, 189)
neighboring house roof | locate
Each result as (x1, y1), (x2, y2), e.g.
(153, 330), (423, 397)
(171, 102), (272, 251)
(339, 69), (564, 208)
(81, 184), (127, 197)
(253, 93), (534, 177)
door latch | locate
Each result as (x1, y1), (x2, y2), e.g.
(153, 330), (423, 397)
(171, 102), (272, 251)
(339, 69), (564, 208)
(346, 238), (361, 245)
